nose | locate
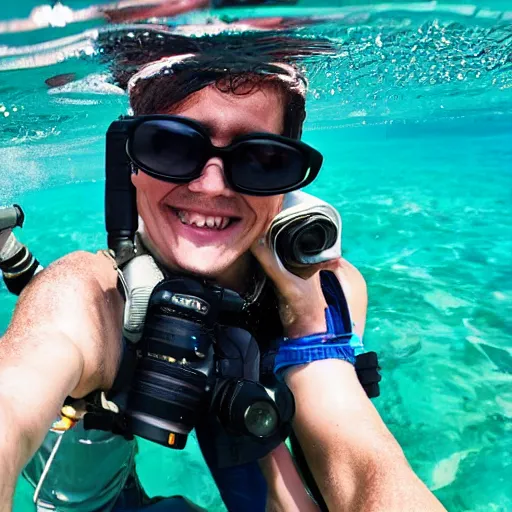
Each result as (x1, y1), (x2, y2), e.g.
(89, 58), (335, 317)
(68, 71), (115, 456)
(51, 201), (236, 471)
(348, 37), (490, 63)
(187, 157), (233, 197)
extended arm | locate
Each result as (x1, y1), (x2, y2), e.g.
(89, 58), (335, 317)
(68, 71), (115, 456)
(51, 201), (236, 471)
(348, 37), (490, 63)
(287, 360), (445, 511)
(251, 239), (446, 512)
(0, 251), (123, 510)
(288, 262), (444, 511)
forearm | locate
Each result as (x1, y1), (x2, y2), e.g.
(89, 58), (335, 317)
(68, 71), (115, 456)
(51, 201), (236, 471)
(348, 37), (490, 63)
(0, 332), (84, 508)
(259, 443), (319, 512)
(0, 251), (122, 506)
(287, 360), (446, 512)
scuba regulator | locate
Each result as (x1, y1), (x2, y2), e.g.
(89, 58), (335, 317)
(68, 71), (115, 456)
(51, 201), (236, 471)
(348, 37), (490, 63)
(0, 205), (42, 295)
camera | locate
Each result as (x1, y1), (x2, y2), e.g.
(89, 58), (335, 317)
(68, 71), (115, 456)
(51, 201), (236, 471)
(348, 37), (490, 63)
(267, 191), (341, 274)
(97, 275), (294, 450)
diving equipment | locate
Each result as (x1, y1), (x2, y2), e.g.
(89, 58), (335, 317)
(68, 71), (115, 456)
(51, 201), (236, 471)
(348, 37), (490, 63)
(86, 268), (295, 450)
(0, 204), (42, 295)
(0, 203), (24, 230)
(123, 115), (322, 196)
(105, 119), (138, 266)
(267, 191), (341, 274)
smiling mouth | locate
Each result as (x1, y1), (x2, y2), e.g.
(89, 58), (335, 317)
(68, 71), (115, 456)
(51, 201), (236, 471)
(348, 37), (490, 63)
(169, 207), (240, 230)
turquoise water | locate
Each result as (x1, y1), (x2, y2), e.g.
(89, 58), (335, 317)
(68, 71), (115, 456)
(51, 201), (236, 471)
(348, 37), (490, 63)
(2, 1), (512, 511)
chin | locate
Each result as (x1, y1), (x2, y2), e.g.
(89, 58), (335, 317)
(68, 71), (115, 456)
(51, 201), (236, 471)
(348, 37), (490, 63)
(171, 250), (239, 279)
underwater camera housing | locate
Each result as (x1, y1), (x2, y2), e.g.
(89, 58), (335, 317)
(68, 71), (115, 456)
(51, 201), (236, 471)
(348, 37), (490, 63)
(126, 276), (242, 449)
(93, 275), (294, 450)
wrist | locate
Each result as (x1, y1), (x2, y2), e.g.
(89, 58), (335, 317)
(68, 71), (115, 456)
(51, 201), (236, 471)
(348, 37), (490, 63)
(281, 298), (328, 338)
(284, 316), (327, 339)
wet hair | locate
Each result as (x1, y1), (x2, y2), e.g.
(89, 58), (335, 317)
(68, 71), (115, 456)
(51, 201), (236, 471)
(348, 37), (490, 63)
(101, 28), (337, 139)
(129, 55), (307, 139)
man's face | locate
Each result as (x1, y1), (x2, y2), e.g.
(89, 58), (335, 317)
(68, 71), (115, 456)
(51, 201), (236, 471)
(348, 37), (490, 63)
(131, 83), (286, 280)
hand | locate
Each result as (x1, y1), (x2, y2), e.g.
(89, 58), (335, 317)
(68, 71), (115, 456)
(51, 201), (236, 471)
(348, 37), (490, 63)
(250, 237), (339, 339)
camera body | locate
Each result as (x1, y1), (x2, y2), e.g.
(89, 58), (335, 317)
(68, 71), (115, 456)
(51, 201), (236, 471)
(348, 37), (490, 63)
(95, 274), (294, 450)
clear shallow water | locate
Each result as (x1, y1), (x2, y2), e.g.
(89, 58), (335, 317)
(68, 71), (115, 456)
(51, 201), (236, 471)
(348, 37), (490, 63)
(1, 1), (512, 511)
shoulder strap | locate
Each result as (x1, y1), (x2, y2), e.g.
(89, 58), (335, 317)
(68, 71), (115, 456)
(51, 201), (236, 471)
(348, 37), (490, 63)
(319, 270), (353, 335)
(320, 270), (381, 398)
(119, 253), (164, 343)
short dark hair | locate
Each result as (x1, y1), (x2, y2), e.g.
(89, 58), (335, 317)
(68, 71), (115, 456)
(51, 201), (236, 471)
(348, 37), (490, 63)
(129, 57), (306, 139)
(101, 28), (336, 139)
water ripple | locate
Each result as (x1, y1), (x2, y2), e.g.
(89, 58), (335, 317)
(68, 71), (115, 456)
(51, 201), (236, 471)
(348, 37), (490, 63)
(0, 4), (511, 146)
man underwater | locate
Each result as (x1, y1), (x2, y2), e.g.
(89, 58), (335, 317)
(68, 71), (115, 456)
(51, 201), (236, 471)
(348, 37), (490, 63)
(0, 49), (446, 512)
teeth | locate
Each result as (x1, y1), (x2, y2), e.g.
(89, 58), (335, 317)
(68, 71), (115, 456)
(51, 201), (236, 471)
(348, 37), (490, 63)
(176, 210), (232, 230)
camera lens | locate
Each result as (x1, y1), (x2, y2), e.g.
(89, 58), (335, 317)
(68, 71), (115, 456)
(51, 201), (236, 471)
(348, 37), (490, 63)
(244, 401), (279, 438)
(297, 223), (329, 255)
(127, 356), (209, 449)
(215, 379), (281, 438)
(275, 214), (338, 268)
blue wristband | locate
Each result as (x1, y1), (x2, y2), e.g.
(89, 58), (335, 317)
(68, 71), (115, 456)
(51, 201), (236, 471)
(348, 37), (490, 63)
(273, 277), (365, 377)
(274, 332), (357, 376)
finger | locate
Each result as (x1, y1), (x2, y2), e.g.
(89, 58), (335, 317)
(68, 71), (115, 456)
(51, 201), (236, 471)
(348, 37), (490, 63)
(250, 236), (295, 289)
(292, 265), (319, 280)
(318, 257), (343, 273)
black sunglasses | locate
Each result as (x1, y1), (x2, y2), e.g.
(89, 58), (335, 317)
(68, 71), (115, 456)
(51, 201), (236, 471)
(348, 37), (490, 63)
(123, 115), (323, 196)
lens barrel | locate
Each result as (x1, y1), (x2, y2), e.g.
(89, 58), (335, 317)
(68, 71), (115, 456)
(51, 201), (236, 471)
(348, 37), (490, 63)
(127, 357), (209, 449)
(215, 379), (280, 438)
(275, 214), (337, 267)
(124, 283), (216, 449)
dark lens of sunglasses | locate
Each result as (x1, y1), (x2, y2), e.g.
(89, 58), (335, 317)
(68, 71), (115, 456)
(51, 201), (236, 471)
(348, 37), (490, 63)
(131, 120), (206, 178)
(231, 140), (306, 192)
